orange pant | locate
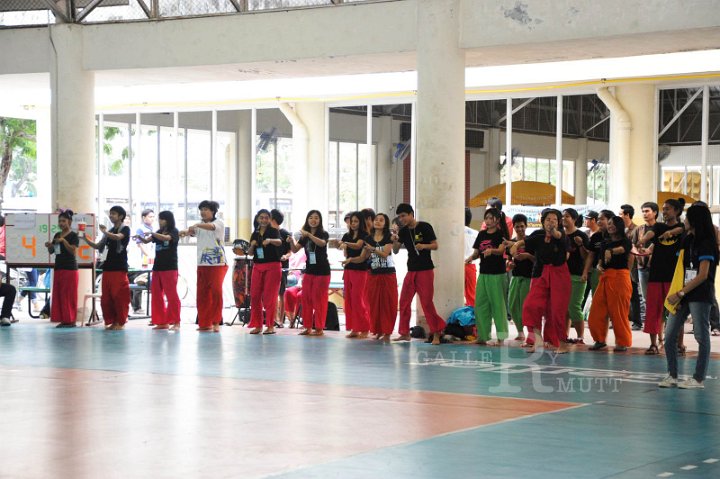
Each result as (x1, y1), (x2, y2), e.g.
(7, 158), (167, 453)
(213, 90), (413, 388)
(588, 268), (633, 347)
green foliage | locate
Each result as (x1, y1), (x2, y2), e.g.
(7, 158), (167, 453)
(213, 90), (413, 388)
(103, 126), (130, 176)
(0, 117), (37, 204)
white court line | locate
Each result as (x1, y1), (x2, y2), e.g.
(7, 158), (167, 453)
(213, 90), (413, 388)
(704, 458), (719, 463)
(657, 473), (674, 477)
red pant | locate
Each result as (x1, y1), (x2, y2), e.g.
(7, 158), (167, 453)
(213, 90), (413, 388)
(301, 274), (331, 330)
(644, 281), (670, 335)
(151, 270), (181, 326)
(101, 271), (130, 326)
(368, 273), (398, 335)
(344, 270), (370, 333)
(52, 269), (78, 325)
(588, 268), (633, 347)
(398, 269), (446, 335)
(522, 264), (571, 347)
(464, 263), (477, 307)
(284, 286), (302, 318)
(197, 265), (228, 329)
(249, 262), (282, 328)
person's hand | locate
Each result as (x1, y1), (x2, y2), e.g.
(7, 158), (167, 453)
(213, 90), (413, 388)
(605, 250), (612, 263)
(483, 249), (493, 257)
(390, 232), (399, 242)
(301, 230), (309, 238)
(341, 259), (350, 267)
(45, 241), (52, 248)
(464, 256), (473, 264)
(99, 225), (107, 234)
(250, 239), (257, 247)
(262, 239), (272, 246)
(416, 243), (425, 251)
(667, 293), (680, 306)
(659, 231), (672, 240)
(507, 260), (515, 270)
(581, 272), (588, 282)
(574, 235), (584, 246)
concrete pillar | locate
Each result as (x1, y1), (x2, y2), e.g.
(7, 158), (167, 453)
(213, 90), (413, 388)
(236, 110), (253, 239)
(607, 84), (657, 208)
(294, 102), (327, 221)
(375, 115), (395, 214)
(49, 24), (95, 309)
(574, 137), (588, 204)
(415, 0), (465, 317)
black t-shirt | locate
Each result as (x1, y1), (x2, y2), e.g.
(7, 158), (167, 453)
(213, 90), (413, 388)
(649, 222), (684, 282)
(342, 232), (369, 271)
(102, 226), (131, 272)
(278, 228), (291, 268)
(152, 229), (179, 271)
(510, 241), (533, 279)
(525, 230), (569, 278)
(473, 229), (506, 275)
(682, 235), (717, 303)
(566, 230), (589, 276)
(587, 231), (604, 270)
(367, 233), (396, 275)
(250, 227), (281, 264)
(600, 237), (631, 270)
(50, 232), (79, 271)
(299, 230), (330, 276)
(398, 221), (436, 271)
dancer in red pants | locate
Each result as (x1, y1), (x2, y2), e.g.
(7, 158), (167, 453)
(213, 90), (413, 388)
(364, 213), (398, 341)
(46, 209), (79, 328)
(341, 211), (371, 338)
(392, 203), (446, 345)
(136, 210), (181, 331)
(512, 209), (571, 353)
(248, 209), (283, 335)
(181, 200), (228, 332)
(82, 205), (131, 330)
(290, 210), (331, 336)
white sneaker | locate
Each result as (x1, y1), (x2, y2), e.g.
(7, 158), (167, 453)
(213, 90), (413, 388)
(0, 317), (11, 327)
(658, 375), (678, 388)
(678, 378), (705, 389)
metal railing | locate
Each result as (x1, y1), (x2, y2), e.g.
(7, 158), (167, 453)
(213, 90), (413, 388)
(0, 0), (380, 26)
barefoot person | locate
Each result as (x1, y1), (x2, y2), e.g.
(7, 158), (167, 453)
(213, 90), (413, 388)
(82, 206), (131, 330)
(136, 211), (181, 331)
(512, 209), (571, 353)
(364, 213), (398, 342)
(181, 200), (228, 332)
(506, 214), (533, 344)
(46, 209), (79, 328)
(341, 211), (371, 339)
(247, 209), (283, 335)
(392, 203), (446, 345)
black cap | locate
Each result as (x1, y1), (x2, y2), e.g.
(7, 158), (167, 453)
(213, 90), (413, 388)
(584, 211), (599, 220)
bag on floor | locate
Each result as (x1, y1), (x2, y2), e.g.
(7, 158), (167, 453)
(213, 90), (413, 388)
(324, 302), (339, 331)
(446, 306), (475, 327)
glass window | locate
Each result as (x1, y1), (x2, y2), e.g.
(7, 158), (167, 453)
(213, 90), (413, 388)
(99, 121), (131, 223)
(133, 124), (159, 221)
(1, 117), (38, 211)
(186, 129), (211, 224)
(159, 126), (185, 229)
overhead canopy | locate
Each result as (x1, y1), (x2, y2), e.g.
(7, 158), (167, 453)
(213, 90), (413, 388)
(469, 181), (575, 207)
(657, 191), (697, 206)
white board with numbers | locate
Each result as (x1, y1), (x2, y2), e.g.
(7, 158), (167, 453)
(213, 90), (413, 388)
(5, 213), (96, 267)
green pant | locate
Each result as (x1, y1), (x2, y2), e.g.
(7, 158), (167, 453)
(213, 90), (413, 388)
(568, 275), (586, 324)
(590, 268), (600, 293)
(475, 273), (509, 341)
(508, 276), (531, 332)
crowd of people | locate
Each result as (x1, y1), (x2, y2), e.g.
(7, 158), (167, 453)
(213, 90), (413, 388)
(0, 195), (716, 389)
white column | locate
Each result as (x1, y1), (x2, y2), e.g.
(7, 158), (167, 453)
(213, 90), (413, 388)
(702, 85), (709, 203)
(294, 102), (327, 222)
(505, 98), (513, 206)
(555, 95), (563, 206)
(608, 84), (657, 208)
(49, 24), (96, 310)
(236, 110), (253, 239)
(415, 0), (465, 317)
(574, 138), (588, 204)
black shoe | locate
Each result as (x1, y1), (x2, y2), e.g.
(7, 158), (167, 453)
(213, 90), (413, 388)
(588, 342), (607, 351)
(56, 323), (76, 328)
(631, 323), (643, 331)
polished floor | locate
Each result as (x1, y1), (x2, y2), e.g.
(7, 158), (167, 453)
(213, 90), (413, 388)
(1, 312), (719, 479)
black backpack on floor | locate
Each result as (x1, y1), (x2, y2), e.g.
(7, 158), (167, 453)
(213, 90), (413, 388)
(325, 302), (339, 331)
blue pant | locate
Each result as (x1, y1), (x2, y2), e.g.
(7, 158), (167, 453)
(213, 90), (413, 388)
(664, 301), (711, 382)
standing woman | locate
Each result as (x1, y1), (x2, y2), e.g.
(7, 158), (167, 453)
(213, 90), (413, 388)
(512, 209), (571, 353)
(290, 210), (331, 336)
(247, 209), (283, 335)
(465, 208), (510, 346)
(181, 200), (228, 332)
(364, 213), (398, 341)
(660, 204), (718, 389)
(506, 214), (534, 343)
(137, 211), (180, 331)
(46, 209), (79, 328)
(341, 211), (371, 338)
(587, 216), (633, 351)
(82, 206), (131, 330)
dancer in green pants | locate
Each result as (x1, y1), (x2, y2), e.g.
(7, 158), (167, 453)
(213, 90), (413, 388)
(507, 214), (534, 343)
(466, 208), (510, 345)
(563, 208), (589, 343)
